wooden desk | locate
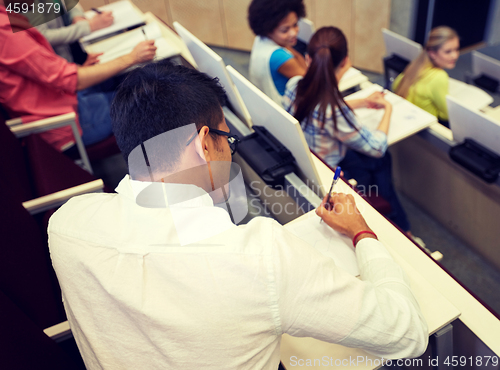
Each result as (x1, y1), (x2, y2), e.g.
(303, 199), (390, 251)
(279, 156), (461, 369)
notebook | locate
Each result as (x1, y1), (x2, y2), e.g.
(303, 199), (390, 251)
(339, 67), (368, 92)
(448, 78), (493, 111)
(84, 23), (180, 64)
(346, 84), (437, 145)
(81, 0), (145, 44)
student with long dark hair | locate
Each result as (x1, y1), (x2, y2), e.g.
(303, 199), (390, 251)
(248, 0), (307, 106)
(284, 26), (416, 238)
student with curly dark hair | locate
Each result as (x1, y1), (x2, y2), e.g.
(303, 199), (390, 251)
(248, 0), (307, 106)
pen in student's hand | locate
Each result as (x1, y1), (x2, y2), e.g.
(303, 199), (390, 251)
(141, 27), (147, 40)
(320, 166), (342, 224)
(91, 7), (102, 14)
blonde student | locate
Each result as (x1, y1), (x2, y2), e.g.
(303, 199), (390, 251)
(393, 26), (459, 126)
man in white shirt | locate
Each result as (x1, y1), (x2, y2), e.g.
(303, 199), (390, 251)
(48, 61), (428, 370)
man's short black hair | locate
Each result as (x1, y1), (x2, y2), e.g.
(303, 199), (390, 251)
(248, 0), (306, 37)
(110, 61), (227, 167)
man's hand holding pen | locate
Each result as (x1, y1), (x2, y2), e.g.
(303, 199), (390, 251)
(316, 193), (377, 247)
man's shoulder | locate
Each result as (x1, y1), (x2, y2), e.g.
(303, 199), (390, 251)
(236, 216), (302, 249)
(241, 215), (278, 229)
(224, 216), (285, 254)
(234, 216), (278, 239)
(48, 192), (118, 234)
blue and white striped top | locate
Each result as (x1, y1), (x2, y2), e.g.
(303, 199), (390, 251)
(283, 76), (388, 168)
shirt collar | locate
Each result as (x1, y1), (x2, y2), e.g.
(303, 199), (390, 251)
(116, 175), (215, 209)
(115, 175), (236, 246)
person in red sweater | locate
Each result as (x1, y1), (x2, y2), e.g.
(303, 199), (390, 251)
(0, 0), (156, 151)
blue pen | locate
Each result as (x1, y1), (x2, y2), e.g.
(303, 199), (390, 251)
(320, 166), (341, 223)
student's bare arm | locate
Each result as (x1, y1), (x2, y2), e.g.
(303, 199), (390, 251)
(76, 40), (156, 90)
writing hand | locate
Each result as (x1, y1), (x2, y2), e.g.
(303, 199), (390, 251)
(364, 92), (389, 109)
(130, 40), (157, 64)
(89, 11), (114, 32)
(316, 192), (372, 240)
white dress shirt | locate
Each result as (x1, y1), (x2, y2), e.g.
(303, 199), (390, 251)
(48, 175), (428, 370)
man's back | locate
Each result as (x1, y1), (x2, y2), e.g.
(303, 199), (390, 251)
(49, 61), (428, 369)
(49, 177), (288, 369)
(49, 176), (428, 369)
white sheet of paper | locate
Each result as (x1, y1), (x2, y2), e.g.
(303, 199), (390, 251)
(338, 67), (368, 92)
(82, 1), (145, 43)
(346, 84), (437, 145)
(448, 78), (493, 111)
(143, 23), (162, 40)
(97, 29), (147, 63)
(153, 38), (179, 60)
(340, 67), (362, 81)
(285, 213), (359, 276)
(86, 23), (178, 65)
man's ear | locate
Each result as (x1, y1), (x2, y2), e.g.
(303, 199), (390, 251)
(197, 126), (212, 162)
